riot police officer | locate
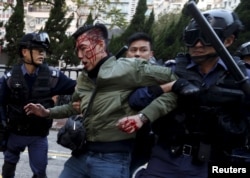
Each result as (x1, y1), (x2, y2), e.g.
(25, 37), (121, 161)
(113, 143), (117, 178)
(231, 41), (250, 162)
(236, 41), (250, 70)
(130, 9), (250, 178)
(0, 32), (76, 178)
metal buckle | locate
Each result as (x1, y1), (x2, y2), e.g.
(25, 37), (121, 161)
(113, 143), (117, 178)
(182, 144), (192, 156)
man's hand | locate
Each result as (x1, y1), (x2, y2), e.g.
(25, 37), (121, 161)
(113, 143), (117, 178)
(116, 115), (144, 134)
(72, 100), (81, 113)
(24, 103), (50, 117)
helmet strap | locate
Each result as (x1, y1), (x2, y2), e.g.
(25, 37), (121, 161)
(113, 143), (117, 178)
(22, 48), (40, 67)
(191, 53), (218, 64)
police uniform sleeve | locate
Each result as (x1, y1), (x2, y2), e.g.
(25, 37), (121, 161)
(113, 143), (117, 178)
(50, 68), (76, 96)
(128, 86), (164, 111)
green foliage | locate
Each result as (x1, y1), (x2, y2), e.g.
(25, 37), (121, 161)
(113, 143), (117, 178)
(231, 0), (250, 54)
(152, 11), (188, 60)
(85, 12), (94, 25)
(124, 0), (147, 34)
(144, 10), (154, 35)
(109, 0), (148, 55)
(106, 7), (128, 29)
(43, 0), (76, 66)
(4, 0), (25, 66)
(56, 36), (79, 66)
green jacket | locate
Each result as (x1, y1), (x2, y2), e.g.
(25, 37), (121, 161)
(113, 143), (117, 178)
(49, 56), (177, 142)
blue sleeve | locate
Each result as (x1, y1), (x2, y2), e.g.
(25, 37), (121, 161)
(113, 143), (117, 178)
(51, 72), (76, 96)
(129, 85), (164, 111)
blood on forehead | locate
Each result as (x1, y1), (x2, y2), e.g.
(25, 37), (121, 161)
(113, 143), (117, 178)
(76, 28), (103, 49)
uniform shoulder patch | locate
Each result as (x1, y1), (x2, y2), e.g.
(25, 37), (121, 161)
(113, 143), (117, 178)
(4, 70), (12, 80)
(49, 67), (60, 78)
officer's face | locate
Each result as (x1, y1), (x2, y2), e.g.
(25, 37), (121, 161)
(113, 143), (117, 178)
(75, 29), (106, 71)
(22, 48), (46, 65)
(126, 40), (153, 60)
(189, 35), (234, 61)
(188, 40), (216, 58)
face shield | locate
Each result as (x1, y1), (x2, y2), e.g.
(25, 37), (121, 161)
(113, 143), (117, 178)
(32, 32), (50, 44)
(183, 9), (242, 48)
(30, 32), (50, 50)
(183, 28), (225, 47)
(236, 42), (250, 57)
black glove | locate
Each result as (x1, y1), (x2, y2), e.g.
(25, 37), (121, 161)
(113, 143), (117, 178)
(172, 78), (200, 95)
(237, 60), (250, 97)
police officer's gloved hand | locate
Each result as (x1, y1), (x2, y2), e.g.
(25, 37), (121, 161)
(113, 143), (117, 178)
(172, 78), (200, 95)
(237, 60), (250, 97)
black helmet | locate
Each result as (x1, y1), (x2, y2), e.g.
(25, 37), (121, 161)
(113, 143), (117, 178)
(19, 32), (50, 51)
(183, 9), (244, 47)
(235, 41), (250, 58)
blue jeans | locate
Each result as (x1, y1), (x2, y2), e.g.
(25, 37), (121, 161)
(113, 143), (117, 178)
(59, 151), (131, 178)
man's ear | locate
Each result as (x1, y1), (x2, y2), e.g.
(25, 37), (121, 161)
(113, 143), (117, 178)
(98, 40), (106, 51)
(22, 48), (28, 57)
(224, 35), (235, 47)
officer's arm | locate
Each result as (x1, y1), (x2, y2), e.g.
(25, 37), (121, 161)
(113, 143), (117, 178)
(51, 71), (76, 96)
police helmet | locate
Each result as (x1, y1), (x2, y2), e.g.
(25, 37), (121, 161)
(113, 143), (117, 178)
(183, 9), (243, 47)
(19, 32), (50, 51)
(235, 41), (250, 58)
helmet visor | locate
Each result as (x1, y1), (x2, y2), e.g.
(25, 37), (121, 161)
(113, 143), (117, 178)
(239, 47), (250, 57)
(32, 32), (50, 44)
(184, 29), (224, 47)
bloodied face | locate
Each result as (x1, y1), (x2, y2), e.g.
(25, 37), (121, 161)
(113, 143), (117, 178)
(75, 28), (107, 71)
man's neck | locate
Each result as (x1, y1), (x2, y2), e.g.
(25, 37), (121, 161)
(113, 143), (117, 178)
(24, 63), (37, 75)
(198, 58), (218, 74)
(88, 54), (110, 79)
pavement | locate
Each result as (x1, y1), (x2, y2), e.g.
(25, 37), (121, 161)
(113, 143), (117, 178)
(0, 120), (71, 178)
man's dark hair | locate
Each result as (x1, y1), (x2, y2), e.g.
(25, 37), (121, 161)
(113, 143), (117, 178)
(127, 32), (153, 50)
(72, 23), (108, 40)
(72, 23), (109, 50)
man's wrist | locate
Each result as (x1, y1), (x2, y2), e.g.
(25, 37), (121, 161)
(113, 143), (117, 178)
(138, 113), (149, 124)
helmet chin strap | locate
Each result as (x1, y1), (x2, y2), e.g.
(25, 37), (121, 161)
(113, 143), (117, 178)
(22, 49), (40, 67)
(191, 53), (218, 64)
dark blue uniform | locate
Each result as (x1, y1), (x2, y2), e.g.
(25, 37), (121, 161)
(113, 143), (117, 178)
(0, 64), (76, 178)
(130, 56), (250, 178)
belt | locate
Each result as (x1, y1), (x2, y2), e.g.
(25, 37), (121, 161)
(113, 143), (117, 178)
(170, 144), (197, 156)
